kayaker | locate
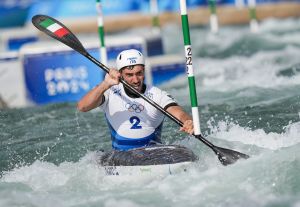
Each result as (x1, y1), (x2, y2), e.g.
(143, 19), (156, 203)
(77, 49), (194, 150)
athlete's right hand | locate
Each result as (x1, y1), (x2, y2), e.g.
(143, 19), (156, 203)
(104, 69), (121, 87)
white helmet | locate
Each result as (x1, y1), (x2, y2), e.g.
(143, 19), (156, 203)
(116, 49), (145, 70)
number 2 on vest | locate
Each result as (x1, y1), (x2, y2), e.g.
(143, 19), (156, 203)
(130, 116), (142, 129)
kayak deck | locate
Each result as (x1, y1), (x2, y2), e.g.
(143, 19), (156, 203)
(97, 145), (198, 176)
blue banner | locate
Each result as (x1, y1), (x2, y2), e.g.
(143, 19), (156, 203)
(23, 49), (104, 104)
(0, 0), (33, 27)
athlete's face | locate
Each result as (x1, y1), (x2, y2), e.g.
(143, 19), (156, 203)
(121, 65), (145, 92)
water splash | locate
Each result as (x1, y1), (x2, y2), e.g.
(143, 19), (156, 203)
(208, 118), (300, 150)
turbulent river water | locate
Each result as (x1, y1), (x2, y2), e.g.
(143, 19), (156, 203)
(1, 17), (300, 207)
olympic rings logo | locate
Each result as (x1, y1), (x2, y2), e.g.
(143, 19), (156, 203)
(125, 103), (144, 113)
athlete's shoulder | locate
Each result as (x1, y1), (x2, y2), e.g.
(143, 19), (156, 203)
(145, 85), (163, 93)
(109, 83), (123, 97)
(145, 85), (176, 102)
(144, 85), (161, 99)
(147, 85), (173, 96)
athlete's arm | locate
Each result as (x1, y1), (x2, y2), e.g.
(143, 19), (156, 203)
(166, 105), (194, 135)
(77, 69), (120, 112)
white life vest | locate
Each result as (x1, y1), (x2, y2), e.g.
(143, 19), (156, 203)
(100, 83), (177, 150)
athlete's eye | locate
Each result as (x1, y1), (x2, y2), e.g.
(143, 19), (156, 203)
(126, 73), (133, 77)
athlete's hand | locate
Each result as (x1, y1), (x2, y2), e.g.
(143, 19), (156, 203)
(180, 119), (194, 135)
(104, 69), (121, 87)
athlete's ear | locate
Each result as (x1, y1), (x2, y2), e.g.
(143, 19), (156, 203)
(119, 69), (124, 78)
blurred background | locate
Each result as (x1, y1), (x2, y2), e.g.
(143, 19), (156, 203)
(1, 0), (300, 108)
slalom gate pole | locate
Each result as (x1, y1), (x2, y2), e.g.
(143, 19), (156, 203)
(208, 0), (219, 33)
(96, 0), (108, 65)
(248, 0), (259, 33)
(150, 0), (160, 33)
(179, 0), (201, 136)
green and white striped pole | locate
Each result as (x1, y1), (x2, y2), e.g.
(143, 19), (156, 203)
(248, 0), (259, 33)
(179, 0), (201, 136)
(96, 0), (107, 65)
(150, 0), (160, 34)
(208, 0), (219, 33)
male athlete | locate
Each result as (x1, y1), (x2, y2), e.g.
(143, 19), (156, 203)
(77, 49), (194, 150)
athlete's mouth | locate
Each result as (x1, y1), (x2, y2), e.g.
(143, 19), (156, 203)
(132, 83), (141, 89)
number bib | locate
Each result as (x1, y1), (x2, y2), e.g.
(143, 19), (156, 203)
(100, 83), (176, 150)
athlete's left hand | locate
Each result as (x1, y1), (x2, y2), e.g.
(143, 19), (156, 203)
(180, 119), (194, 135)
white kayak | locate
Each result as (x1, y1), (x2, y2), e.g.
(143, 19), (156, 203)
(97, 145), (198, 176)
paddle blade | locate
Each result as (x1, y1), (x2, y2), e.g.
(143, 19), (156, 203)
(32, 15), (87, 56)
(213, 146), (250, 166)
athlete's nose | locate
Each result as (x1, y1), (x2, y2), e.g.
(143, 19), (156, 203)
(132, 75), (139, 83)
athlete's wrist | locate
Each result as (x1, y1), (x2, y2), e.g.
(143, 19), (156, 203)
(100, 80), (112, 90)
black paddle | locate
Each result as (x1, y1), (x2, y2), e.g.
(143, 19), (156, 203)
(32, 15), (250, 166)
